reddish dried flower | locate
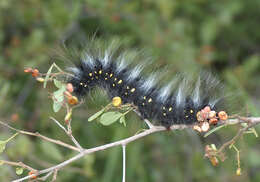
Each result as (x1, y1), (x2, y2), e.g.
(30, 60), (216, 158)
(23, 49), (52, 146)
(218, 111), (228, 121)
(201, 122), (210, 132)
(31, 69), (39, 77)
(196, 111), (204, 122)
(209, 118), (219, 125)
(66, 83), (74, 93)
(193, 125), (202, 132)
(24, 68), (33, 73)
(209, 111), (216, 119)
(28, 171), (37, 179)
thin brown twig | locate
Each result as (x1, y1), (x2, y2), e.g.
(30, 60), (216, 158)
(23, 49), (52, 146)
(0, 160), (36, 172)
(0, 121), (80, 152)
(50, 117), (83, 151)
(217, 117), (260, 154)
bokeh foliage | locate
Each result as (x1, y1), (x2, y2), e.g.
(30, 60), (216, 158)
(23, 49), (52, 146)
(0, 0), (260, 181)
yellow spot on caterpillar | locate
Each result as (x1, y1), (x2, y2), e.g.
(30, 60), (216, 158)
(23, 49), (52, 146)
(163, 113), (167, 116)
(95, 76), (98, 79)
(130, 88), (136, 92)
(105, 77), (108, 80)
(142, 103), (145, 106)
(148, 98), (152, 103)
(99, 70), (102, 74)
(114, 78), (117, 81)
(80, 83), (83, 86)
(125, 92), (128, 95)
(91, 77), (94, 80)
(162, 106), (166, 110)
(105, 73), (108, 75)
(143, 96), (146, 100)
(186, 115), (189, 118)
(112, 83), (115, 87)
(190, 110), (194, 113)
(94, 71), (97, 74)
(126, 86), (130, 89)
(89, 73), (93, 77)
(84, 84), (87, 88)
(112, 96), (122, 107)
(169, 107), (173, 112)
(110, 73), (113, 77)
(118, 80), (122, 84)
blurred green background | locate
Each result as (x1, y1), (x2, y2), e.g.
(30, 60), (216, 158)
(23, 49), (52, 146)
(0, 0), (260, 181)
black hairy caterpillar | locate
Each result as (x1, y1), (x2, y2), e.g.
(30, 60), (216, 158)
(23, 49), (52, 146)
(61, 40), (226, 128)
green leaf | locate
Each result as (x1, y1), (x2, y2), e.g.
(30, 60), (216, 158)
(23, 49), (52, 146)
(88, 108), (105, 122)
(44, 64), (54, 88)
(53, 101), (62, 113)
(119, 115), (126, 127)
(52, 86), (66, 113)
(100, 112), (123, 126)
(16, 167), (23, 175)
(0, 133), (19, 153)
(54, 79), (63, 89)
(53, 87), (66, 102)
(0, 140), (6, 153)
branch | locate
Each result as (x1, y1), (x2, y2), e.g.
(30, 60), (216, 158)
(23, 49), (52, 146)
(12, 125), (168, 182)
(0, 120), (80, 152)
(3, 116), (260, 182)
(0, 160), (36, 172)
(217, 117), (260, 154)
(50, 117), (83, 151)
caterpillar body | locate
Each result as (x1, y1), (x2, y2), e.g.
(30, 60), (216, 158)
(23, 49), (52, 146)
(63, 41), (226, 128)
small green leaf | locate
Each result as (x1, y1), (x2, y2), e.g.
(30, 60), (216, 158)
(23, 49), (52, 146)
(0, 141), (6, 153)
(54, 79), (63, 89)
(88, 108), (105, 122)
(100, 112), (123, 126)
(53, 101), (63, 113)
(53, 87), (66, 102)
(16, 167), (24, 175)
(0, 133), (19, 153)
(44, 64), (54, 88)
(52, 86), (66, 113)
(119, 115), (126, 127)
